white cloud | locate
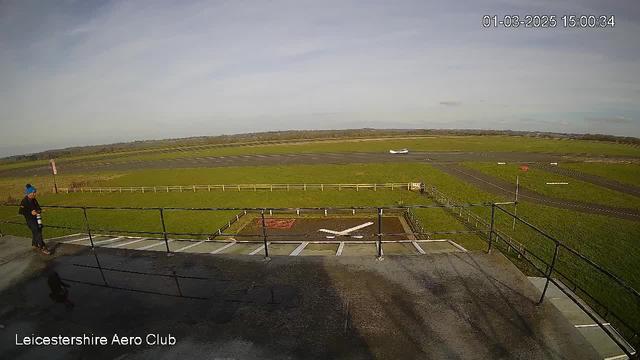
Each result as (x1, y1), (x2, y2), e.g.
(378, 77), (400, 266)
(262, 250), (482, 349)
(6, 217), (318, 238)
(0, 0), (639, 155)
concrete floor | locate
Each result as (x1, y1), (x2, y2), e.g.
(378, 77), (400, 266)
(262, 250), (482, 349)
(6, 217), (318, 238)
(0, 236), (601, 359)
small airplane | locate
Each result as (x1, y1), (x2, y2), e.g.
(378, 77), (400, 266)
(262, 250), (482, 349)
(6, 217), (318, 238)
(389, 148), (411, 154)
(318, 222), (374, 239)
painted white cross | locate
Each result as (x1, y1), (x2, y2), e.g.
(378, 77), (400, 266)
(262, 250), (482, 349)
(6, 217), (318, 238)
(318, 222), (374, 239)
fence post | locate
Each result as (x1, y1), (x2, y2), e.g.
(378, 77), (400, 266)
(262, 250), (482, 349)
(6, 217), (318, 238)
(374, 184), (377, 191)
(377, 208), (383, 258)
(159, 208), (171, 254)
(538, 243), (560, 305)
(321, 184), (324, 191)
(488, 204), (495, 253)
(83, 207), (95, 248)
(193, 186), (196, 192)
(304, 184), (306, 191)
(261, 211), (270, 258)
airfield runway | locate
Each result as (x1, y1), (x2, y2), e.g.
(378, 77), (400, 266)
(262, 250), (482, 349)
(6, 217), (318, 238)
(4, 150), (639, 221)
(0, 150), (626, 177)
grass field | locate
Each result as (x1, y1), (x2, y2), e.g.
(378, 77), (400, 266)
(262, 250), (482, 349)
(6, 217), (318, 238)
(4, 136), (639, 172)
(559, 162), (640, 186)
(0, 173), (124, 203)
(80, 136), (640, 165)
(461, 162), (640, 210)
(1, 161), (638, 343)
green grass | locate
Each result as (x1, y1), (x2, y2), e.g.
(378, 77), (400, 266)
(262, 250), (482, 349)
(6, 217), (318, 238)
(96, 163), (432, 186)
(0, 173), (125, 203)
(70, 136), (640, 165)
(559, 162), (640, 187)
(1, 162), (638, 342)
(5, 136), (640, 170)
(421, 164), (640, 342)
(5, 135), (640, 172)
(461, 162), (640, 210)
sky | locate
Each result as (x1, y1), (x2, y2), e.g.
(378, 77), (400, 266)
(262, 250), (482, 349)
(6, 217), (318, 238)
(1, 0), (639, 156)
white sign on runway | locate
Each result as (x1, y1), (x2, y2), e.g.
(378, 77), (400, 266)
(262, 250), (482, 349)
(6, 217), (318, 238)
(318, 222), (374, 239)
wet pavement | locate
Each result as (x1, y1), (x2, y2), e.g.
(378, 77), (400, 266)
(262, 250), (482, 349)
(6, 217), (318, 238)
(0, 237), (600, 359)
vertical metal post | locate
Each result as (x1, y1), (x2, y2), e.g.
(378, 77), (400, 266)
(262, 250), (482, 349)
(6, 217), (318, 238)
(261, 211), (269, 258)
(488, 204), (495, 253)
(159, 208), (170, 253)
(94, 253), (108, 286)
(513, 175), (519, 230)
(173, 271), (183, 296)
(538, 243), (560, 305)
(83, 207), (95, 248)
(377, 208), (383, 258)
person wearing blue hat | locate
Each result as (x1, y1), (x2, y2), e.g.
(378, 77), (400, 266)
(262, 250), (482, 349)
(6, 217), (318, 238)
(18, 184), (51, 255)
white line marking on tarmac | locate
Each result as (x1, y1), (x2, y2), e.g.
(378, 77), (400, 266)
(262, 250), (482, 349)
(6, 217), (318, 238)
(174, 241), (205, 253)
(412, 241), (426, 254)
(63, 236), (91, 244)
(290, 242), (308, 256)
(47, 233), (83, 241)
(211, 242), (236, 254)
(574, 323), (610, 328)
(336, 242), (345, 256)
(109, 238), (147, 248)
(93, 236), (125, 246)
(249, 245), (266, 255)
(447, 240), (468, 252)
(137, 240), (174, 250)
(604, 354), (633, 360)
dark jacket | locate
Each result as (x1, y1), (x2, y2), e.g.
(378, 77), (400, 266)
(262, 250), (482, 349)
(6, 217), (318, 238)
(19, 196), (42, 221)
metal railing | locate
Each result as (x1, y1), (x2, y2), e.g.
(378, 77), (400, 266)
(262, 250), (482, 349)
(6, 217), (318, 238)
(423, 185), (639, 358)
(2, 197), (637, 357)
(58, 183), (415, 194)
(0, 202), (501, 259)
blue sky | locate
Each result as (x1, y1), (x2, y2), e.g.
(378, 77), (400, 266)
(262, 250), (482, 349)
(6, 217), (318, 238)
(1, 0), (639, 156)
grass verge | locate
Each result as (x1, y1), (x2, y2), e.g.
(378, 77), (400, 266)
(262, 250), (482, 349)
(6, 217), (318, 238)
(461, 162), (640, 210)
(559, 162), (640, 187)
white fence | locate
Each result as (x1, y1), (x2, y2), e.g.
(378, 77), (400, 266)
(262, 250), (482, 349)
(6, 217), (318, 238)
(60, 183), (416, 194)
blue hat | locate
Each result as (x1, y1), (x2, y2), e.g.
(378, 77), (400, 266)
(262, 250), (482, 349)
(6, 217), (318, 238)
(26, 184), (36, 195)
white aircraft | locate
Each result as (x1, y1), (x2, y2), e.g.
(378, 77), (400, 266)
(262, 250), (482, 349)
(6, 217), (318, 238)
(389, 148), (411, 154)
(318, 222), (374, 239)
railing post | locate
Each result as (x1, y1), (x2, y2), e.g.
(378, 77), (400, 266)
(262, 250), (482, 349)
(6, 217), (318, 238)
(83, 207), (95, 248)
(538, 243), (560, 305)
(377, 208), (383, 258)
(261, 210), (270, 258)
(488, 204), (495, 253)
(159, 208), (171, 254)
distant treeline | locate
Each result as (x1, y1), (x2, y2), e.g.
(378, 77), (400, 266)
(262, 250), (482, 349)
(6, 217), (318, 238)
(1, 129), (638, 164)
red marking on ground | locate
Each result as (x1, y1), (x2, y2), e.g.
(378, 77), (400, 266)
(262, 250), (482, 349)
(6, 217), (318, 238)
(259, 218), (296, 229)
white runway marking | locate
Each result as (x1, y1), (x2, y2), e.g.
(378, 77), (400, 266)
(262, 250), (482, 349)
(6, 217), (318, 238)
(210, 242), (236, 254)
(174, 241), (205, 253)
(109, 238), (147, 248)
(137, 239), (174, 250)
(319, 222), (374, 238)
(290, 242), (308, 256)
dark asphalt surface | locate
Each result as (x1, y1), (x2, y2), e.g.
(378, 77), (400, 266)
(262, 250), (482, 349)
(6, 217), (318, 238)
(431, 163), (640, 222)
(0, 151), (589, 177)
(0, 239), (600, 359)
